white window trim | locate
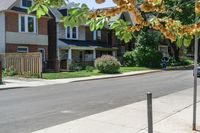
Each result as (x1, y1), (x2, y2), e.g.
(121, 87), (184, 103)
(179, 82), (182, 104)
(93, 30), (101, 41)
(21, 0), (33, 9)
(93, 30), (97, 41)
(65, 26), (78, 40)
(38, 48), (46, 61)
(97, 30), (102, 40)
(19, 14), (37, 33)
(17, 46), (29, 53)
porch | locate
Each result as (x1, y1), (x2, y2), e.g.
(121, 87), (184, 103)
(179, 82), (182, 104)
(58, 47), (117, 71)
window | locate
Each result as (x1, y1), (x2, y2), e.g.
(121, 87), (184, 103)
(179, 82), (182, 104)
(67, 26), (71, 38)
(93, 30), (101, 41)
(72, 27), (77, 38)
(21, 0), (32, 8)
(17, 46), (28, 53)
(66, 26), (78, 39)
(20, 16), (25, 32)
(97, 30), (101, 40)
(19, 15), (36, 33)
(93, 30), (97, 40)
(38, 48), (46, 61)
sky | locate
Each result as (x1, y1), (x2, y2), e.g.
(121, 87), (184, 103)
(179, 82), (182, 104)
(69, 0), (116, 9)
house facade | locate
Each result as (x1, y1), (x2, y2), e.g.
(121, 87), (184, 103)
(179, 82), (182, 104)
(0, 0), (50, 63)
(49, 7), (136, 71)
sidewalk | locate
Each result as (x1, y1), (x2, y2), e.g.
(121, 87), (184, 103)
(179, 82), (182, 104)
(33, 87), (200, 133)
(0, 70), (160, 89)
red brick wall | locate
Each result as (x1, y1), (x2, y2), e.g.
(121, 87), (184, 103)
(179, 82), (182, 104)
(6, 44), (48, 60)
(85, 27), (93, 41)
(5, 12), (18, 32)
(5, 11), (49, 35)
(38, 18), (49, 35)
(101, 29), (108, 43)
(85, 27), (108, 43)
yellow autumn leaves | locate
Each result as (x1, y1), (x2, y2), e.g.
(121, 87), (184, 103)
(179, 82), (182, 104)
(94, 0), (199, 42)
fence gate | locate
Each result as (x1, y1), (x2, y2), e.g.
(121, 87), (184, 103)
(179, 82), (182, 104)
(0, 52), (43, 77)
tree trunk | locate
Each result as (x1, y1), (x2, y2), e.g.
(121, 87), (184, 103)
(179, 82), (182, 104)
(171, 43), (180, 61)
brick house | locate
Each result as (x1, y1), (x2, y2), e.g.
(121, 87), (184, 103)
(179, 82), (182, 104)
(49, 6), (136, 70)
(0, 0), (51, 63)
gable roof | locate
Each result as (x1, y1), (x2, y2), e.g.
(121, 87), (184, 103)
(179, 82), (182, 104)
(0, 0), (16, 12)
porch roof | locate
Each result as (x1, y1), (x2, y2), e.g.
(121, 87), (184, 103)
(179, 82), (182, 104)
(59, 39), (117, 50)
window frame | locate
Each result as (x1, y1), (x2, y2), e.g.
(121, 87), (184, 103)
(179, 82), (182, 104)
(21, 0), (33, 9)
(17, 46), (29, 53)
(93, 30), (101, 41)
(97, 30), (102, 40)
(19, 14), (37, 33)
(65, 26), (78, 40)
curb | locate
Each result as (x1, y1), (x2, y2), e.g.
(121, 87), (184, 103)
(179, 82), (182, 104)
(0, 70), (162, 90)
(166, 65), (193, 70)
(0, 86), (28, 91)
(71, 70), (162, 83)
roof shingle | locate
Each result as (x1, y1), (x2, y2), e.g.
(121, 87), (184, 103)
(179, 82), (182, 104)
(0, 0), (16, 12)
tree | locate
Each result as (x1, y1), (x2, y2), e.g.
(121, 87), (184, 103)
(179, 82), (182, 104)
(29, 0), (198, 48)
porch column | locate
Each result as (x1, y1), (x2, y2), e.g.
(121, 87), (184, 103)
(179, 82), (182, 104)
(67, 48), (72, 71)
(93, 49), (96, 60)
(112, 50), (117, 57)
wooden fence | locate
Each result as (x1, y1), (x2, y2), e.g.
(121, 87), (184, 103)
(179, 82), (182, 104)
(0, 52), (42, 77)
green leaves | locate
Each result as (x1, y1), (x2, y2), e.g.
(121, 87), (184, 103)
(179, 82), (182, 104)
(29, 0), (67, 18)
(87, 16), (108, 31)
(110, 19), (133, 43)
(176, 36), (192, 48)
(61, 4), (89, 28)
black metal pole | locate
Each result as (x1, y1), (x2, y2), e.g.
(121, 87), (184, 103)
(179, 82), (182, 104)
(147, 92), (153, 133)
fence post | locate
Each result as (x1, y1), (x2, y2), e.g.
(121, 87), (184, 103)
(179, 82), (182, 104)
(0, 61), (2, 84)
(147, 92), (153, 133)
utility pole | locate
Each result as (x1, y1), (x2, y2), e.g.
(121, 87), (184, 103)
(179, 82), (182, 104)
(193, 0), (199, 130)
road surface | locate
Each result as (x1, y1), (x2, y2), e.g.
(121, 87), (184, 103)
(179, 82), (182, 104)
(0, 70), (196, 133)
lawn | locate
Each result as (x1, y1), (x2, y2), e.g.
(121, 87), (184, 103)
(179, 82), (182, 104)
(43, 67), (152, 80)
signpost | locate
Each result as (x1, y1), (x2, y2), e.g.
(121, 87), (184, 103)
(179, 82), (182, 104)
(193, 0), (199, 130)
(0, 61), (2, 84)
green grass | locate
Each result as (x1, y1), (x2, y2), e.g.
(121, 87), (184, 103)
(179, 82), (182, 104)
(43, 70), (102, 79)
(120, 67), (151, 73)
(43, 67), (152, 80)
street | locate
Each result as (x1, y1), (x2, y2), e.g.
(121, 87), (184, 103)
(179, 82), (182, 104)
(0, 70), (197, 133)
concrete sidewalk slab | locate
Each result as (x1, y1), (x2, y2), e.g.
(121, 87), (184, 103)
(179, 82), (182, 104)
(32, 87), (200, 133)
(0, 70), (160, 90)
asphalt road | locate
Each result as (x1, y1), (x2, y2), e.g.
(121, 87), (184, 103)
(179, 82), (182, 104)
(0, 70), (197, 133)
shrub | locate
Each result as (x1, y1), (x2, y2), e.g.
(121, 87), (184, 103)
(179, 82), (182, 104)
(169, 57), (193, 66)
(3, 66), (17, 76)
(123, 46), (162, 68)
(69, 63), (82, 71)
(95, 55), (121, 74)
(85, 66), (94, 72)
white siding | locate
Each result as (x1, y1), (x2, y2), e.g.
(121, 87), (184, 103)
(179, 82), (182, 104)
(6, 32), (48, 45)
(0, 12), (6, 53)
(58, 24), (86, 40)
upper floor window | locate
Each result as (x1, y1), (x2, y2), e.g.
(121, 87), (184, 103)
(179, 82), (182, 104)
(93, 30), (101, 41)
(66, 26), (78, 39)
(19, 15), (36, 33)
(21, 0), (33, 8)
